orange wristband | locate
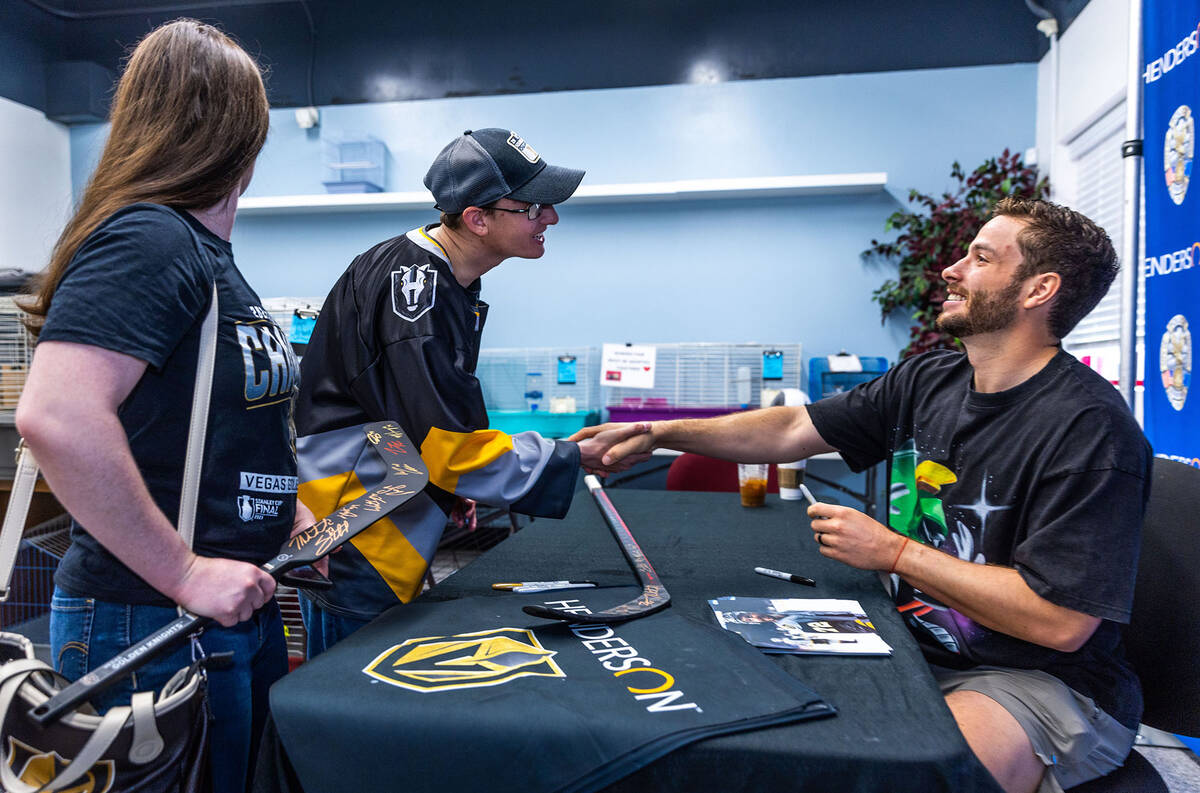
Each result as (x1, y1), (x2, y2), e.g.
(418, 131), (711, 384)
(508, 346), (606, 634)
(888, 537), (911, 575)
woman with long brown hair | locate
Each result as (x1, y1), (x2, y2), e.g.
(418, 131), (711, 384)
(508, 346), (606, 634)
(16, 18), (308, 792)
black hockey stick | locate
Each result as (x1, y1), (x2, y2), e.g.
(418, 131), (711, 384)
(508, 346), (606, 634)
(523, 475), (670, 624)
(30, 420), (428, 727)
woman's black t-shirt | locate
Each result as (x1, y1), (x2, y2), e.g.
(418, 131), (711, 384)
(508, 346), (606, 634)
(808, 349), (1152, 728)
(41, 204), (300, 606)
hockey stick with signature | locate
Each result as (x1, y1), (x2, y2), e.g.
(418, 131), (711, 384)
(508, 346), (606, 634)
(30, 420), (427, 727)
(523, 475), (670, 624)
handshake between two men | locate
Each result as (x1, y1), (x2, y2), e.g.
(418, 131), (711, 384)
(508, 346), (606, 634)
(567, 408), (910, 577)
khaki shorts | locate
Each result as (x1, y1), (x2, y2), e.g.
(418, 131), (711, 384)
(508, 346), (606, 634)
(931, 665), (1137, 793)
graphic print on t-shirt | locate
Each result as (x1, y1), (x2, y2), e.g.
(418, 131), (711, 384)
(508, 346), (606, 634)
(236, 306), (300, 409)
(233, 307), (299, 520)
(237, 469), (298, 523)
(888, 438), (1011, 655)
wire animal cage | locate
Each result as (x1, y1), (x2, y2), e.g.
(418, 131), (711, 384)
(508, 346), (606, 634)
(426, 519), (518, 590)
(603, 342), (804, 420)
(275, 586), (308, 669)
(2, 514), (70, 632)
(475, 347), (601, 412)
(0, 297), (34, 419)
(322, 135), (387, 193)
(0, 543), (60, 631)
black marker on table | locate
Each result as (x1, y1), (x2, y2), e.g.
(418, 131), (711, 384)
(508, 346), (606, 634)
(754, 566), (817, 587)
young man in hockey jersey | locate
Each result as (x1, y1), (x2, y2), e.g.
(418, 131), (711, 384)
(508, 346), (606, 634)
(293, 129), (643, 656)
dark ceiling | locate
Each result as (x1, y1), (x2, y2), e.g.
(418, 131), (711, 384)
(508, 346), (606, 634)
(3, 0), (1092, 121)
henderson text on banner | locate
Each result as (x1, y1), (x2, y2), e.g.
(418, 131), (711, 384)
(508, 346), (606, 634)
(1142, 0), (1200, 467)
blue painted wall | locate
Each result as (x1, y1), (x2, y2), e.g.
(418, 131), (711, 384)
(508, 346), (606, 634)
(69, 62), (1037, 363)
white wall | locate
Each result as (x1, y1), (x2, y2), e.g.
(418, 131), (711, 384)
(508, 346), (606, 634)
(1036, 0), (1140, 408)
(0, 96), (71, 273)
(1037, 0), (1130, 208)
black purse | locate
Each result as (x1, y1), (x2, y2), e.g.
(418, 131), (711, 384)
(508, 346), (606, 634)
(0, 631), (210, 792)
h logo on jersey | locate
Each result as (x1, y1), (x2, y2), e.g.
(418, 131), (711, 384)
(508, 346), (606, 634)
(391, 264), (437, 322)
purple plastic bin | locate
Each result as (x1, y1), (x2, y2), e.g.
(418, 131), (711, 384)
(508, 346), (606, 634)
(606, 406), (748, 422)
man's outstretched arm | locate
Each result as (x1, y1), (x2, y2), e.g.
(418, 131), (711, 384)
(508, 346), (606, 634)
(569, 405), (837, 466)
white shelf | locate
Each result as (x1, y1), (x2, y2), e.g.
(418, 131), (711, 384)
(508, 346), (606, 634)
(237, 172), (887, 215)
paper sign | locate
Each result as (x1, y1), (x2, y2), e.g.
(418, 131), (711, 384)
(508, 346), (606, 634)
(601, 343), (656, 390)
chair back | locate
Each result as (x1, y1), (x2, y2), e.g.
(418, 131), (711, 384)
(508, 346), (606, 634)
(665, 453), (779, 493)
(1124, 458), (1200, 737)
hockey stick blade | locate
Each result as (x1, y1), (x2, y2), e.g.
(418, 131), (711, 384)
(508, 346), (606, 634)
(31, 420), (427, 726)
(523, 475), (670, 624)
(262, 421), (428, 578)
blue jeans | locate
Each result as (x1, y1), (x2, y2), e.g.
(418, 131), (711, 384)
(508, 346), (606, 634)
(297, 595), (369, 659)
(50, 587), (288, 793)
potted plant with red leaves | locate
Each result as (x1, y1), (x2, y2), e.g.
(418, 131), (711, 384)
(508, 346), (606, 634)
(864, 150), (1049, 359)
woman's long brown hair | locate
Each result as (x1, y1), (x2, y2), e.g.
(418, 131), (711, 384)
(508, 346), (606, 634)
(22, 18), (269, 334)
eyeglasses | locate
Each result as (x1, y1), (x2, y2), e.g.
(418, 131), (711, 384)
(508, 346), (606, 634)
(484, 202), (546, 221)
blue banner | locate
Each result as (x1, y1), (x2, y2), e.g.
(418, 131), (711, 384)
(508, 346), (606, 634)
(1143, 0), (1200, 467)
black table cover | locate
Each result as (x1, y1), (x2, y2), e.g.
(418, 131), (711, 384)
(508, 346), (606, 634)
(271, 588), (835, 793)
(257, 489), (1003, 793)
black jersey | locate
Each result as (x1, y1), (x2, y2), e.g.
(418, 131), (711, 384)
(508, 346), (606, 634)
(295, 225), (579, 620)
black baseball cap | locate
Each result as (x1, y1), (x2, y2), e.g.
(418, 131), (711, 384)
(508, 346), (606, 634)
(423, 128), (585, 214)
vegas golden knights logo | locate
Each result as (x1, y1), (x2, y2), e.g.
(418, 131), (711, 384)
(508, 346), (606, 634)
(363, 627), (566, 692)
(5, 736), (115, 792)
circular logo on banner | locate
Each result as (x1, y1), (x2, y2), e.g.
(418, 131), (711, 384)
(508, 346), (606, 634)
(1165, 106), (1194, 205)
(1159, 314), (1192, 411)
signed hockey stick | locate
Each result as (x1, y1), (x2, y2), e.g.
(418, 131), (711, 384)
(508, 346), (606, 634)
(523, 475), (670, 624)
(31, 420), (427, 726)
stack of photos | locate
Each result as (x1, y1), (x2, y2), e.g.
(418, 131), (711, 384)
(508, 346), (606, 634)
(709, 596), (893, 656)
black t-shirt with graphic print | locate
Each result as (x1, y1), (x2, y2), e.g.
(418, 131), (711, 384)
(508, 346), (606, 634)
(807, 349), (1152, 728)
(41, 204), (300, 606)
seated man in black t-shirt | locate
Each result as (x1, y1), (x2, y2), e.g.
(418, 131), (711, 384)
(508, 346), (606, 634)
(575, 197), (1152, 793)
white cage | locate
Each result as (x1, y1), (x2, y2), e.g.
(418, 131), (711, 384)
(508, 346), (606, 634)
(475, 347), (601, 412)
(0, 298), (34, 419)
(603, 342), (804, 409)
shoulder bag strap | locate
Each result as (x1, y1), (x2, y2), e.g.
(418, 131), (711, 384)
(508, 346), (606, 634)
(176, 281), (219, 549)
(0, 442), (39, 600)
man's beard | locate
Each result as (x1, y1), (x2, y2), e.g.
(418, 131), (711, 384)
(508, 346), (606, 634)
(936, 278), (1024, 338)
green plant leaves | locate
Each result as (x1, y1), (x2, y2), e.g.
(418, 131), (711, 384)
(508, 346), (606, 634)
(862, 149), (1049, 358)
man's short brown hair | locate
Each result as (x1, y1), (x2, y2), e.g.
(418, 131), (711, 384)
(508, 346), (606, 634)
(992, 197), (1119, 339)
(440, 205), (502, 231)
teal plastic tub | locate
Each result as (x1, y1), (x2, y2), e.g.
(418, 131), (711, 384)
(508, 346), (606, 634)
(486, 410), (599, 438)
